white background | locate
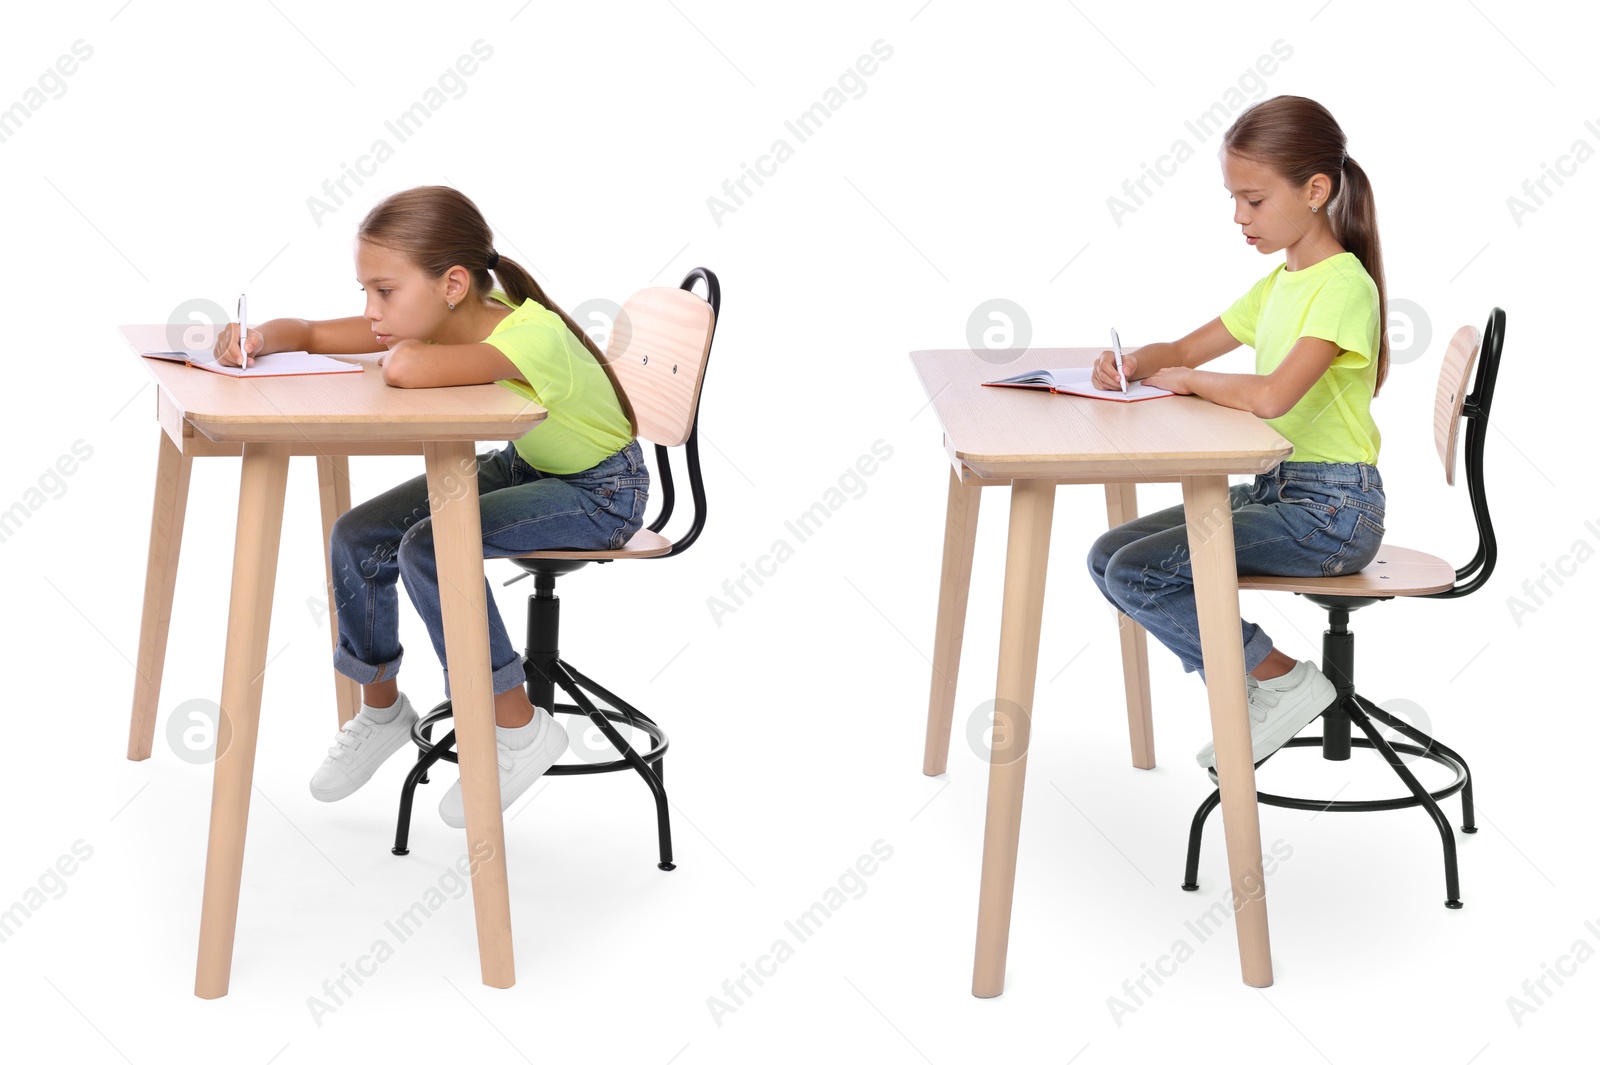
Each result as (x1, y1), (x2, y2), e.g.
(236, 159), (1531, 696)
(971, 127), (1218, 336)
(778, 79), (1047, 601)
(1, 1), (1594, 1062)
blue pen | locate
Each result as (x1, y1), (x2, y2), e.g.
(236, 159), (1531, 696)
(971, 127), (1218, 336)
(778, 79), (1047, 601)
(1111, 327), (1127, 395)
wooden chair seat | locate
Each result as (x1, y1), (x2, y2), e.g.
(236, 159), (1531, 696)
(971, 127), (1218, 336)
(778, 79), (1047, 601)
(1237, 542), (1456, 597)
(511, 527), (674, 561)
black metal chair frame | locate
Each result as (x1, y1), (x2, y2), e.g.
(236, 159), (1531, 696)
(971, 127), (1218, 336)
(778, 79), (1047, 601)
(1182, 308), (1505, 909)
(391, 268), (721, 868)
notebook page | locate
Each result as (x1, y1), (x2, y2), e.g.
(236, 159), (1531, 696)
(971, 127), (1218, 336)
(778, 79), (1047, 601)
(141, 350), (362, 376)
(1044, 366), (1174, 401)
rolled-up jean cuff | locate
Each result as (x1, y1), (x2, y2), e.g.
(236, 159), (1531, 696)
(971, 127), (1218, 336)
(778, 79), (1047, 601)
(1197, 627), (1276, 684)
(333, 648), (403, 686)
(1241, 626), (1276, 676)
(442, 655), (528, 700)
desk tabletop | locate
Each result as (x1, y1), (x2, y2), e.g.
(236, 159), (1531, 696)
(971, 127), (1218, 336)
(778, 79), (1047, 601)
(121, 324), (546, 444)
(911, 347), (1293, 481)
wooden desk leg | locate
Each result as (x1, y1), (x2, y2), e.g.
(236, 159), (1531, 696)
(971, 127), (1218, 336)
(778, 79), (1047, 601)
(972, 478), (1054, 998)
(316, 455), (361, 729)
(1181, 474), (1273, 988)
(1104, 483), (1155, 770)
(924, 464), (983, 776)
(128, 429), (193, 761)
(195, 442), (290, 998)
(425, 441), (515, 990)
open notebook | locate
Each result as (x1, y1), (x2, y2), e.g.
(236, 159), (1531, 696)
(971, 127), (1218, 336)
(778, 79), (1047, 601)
(982, 366), (1175, 402)
(140, 349), (364, 378)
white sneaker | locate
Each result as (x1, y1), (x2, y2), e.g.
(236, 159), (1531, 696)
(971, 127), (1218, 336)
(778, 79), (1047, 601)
(439, 707), (569, 828)
(309, 694), (420, 801)
(1195, 661), (1335, 769)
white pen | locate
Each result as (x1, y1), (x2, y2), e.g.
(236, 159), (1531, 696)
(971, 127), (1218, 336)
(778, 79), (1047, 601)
(238, 293), (249, 369)
(1111, 327), (1127, 395)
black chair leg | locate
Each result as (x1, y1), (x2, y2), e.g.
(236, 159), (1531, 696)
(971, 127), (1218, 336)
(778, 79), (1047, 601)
(1179, 739), (1292, 891)
(393, 727), (456, 857)
(562, 658), (669, 792)
(562, 659), (648, 733)
(1345, 699), (1463, 908)
(416, 719), (433, 785)
(552, 658), (675, 871)
(1450, 744), (1478, 834)
(1181, 787), (1223, 891)
(1356, 694), (1477, 834)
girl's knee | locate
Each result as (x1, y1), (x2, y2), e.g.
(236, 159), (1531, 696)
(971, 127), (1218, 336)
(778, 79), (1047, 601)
(396, 518), (435, 568)
(1087, 531), (1122, 578)
(398, 515), (432, 544)
(1104, 542), (1183, 605)
(1102, 542), (1144, 585)
(330, 508), (374, 558)
(334, 497), (404, 545)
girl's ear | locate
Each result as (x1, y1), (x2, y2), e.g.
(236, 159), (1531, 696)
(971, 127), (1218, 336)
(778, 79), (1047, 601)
(1308, 173), (1334, 210)
(443, 264), (472, 306)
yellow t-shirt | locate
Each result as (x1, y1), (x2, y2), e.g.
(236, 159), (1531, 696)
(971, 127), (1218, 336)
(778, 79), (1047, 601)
(1219, 251), (1383, 466)
(482, 289), (633, 475)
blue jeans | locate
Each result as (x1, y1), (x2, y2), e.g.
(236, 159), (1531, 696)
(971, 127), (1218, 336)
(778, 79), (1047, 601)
(1086, 461), (1385, 681)
(330, 439), (649, 697)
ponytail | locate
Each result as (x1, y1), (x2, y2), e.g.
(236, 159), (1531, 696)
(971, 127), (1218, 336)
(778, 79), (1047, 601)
(1328, 156), (1389, 395)
(489, 256), (607, 366)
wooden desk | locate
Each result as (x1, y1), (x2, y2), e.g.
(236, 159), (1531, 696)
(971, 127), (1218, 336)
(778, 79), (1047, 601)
(120, 325), (546, 997)
(911, 347), (1294, 997)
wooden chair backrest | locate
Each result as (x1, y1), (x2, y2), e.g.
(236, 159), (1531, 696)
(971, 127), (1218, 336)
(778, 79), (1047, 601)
(1433, 324), (1481, 487)
(603, 287), (715, 447)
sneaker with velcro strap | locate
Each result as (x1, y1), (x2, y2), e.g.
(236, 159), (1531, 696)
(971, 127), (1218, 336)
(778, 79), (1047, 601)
(1195, 662), (1336, 770)
(309, 693), (420, 802)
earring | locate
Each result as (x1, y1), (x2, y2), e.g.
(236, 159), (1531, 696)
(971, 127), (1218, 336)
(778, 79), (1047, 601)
(1312, 205), (1319, 213)
(448, 301), (455, 310)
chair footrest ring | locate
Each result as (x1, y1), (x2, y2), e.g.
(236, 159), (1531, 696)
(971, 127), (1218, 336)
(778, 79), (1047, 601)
(409, 699), (669, 776)
(1204, 735), (1469, 814)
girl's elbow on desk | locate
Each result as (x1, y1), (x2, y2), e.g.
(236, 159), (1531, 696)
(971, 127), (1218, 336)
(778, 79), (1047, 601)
(1251, 380), (1300, 421)
(1252, 393), (1289, 420)
(379, 356), (413, 388)
(1227, 384), (1289, 421)
(379, 344), (426, 388)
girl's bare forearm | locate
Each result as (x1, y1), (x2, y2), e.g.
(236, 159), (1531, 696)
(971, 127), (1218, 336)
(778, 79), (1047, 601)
(260, 316), (384, 355)
(257, 318), (311, 355)
(1129, 341), (1186, 378)
(1184, 369), (1272, 416)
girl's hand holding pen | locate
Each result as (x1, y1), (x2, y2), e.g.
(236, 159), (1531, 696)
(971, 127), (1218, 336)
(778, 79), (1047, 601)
(214, 322), (263, 368)
(1092, 349), (1138, 390)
